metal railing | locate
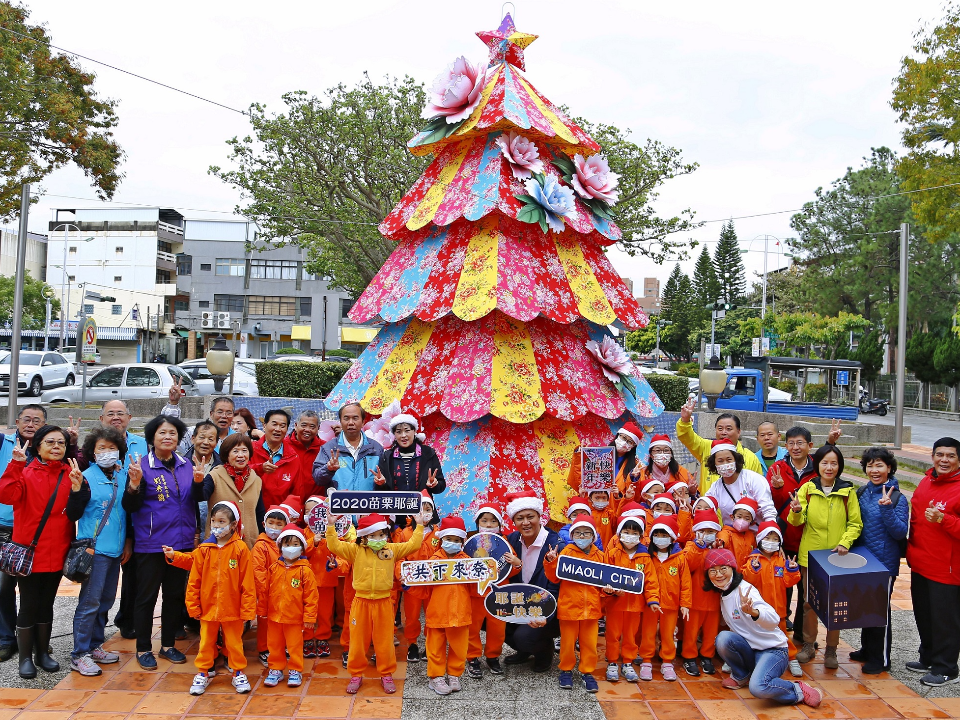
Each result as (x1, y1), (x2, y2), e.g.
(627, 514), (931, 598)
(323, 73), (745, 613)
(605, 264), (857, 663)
(158, 221), (184, 236)
(157, 251), (176, 263)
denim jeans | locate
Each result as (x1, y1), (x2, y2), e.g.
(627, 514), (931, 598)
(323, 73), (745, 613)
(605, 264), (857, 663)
(716, 631), (801, 705)
(73, 554), (122, 659)
(0, 572), (17, 646)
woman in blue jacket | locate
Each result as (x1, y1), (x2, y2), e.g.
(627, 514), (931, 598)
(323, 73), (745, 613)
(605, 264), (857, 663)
(850, 447), (909, 674)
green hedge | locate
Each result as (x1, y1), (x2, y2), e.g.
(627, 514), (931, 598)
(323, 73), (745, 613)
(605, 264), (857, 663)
(325, 349), (355, 358)
(804, 383), (828, 402)
(254, 361), (350, 399)
(643, 374), (690, 411)
(273, 348), (306, 355)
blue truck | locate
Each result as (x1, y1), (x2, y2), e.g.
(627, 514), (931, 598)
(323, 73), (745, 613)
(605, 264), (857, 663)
(714, 356), (861, 421)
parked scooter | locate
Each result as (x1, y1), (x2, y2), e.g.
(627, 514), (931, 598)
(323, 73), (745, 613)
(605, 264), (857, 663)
(859, 387), (889, 416)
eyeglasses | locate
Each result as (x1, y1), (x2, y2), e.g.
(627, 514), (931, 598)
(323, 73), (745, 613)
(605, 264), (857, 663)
(707, 567), (729, 577)
(103, 411), (129, 419)
(18, 417), (44, 425)
(42, 439), (66, 447)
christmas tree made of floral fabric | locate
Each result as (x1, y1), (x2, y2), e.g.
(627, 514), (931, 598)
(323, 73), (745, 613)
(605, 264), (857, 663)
(325, 14), (664, 522)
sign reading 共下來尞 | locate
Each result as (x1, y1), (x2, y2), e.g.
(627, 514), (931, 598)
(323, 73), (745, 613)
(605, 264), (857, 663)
(400, 557), (499, 593)
(555, 555), (645, 594)
(329, 490), (421, 515)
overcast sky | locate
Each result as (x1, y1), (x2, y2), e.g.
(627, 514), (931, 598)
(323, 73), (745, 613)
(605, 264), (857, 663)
(8, 0), (944, 293)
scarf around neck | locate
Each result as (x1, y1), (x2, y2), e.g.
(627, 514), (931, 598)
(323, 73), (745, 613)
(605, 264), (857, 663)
(226, 464), (251, 491)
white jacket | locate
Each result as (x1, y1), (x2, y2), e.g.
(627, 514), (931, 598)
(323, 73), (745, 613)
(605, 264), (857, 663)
(719, 579), (787, 651)
(705, 468), (777, 527)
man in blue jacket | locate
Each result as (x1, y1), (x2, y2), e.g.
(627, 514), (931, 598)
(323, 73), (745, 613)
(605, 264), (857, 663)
(312, 403), (382, 493)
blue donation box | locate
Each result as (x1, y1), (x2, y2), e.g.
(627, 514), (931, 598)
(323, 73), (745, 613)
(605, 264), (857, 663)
(807, 548), (891, 630)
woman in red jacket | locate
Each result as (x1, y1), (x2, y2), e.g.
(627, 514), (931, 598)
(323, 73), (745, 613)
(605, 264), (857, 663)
(0, 425), (85, 679)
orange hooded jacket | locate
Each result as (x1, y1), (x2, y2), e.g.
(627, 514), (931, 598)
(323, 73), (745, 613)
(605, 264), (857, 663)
(682, 541), (722, 613)
(604, 543), (660, 613)
(252, 532), (281, 602)
(648, 543), (692, 611)
(718, 526), (757, 570)
(544, 543), (606, 621)
(424, 549), (473, 629)
(264, 557), (319, 625)
(170, 534), (256, 623)
(740, 548), (801, 619)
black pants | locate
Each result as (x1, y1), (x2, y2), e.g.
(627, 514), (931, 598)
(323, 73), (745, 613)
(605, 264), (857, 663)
(134, 552), (188, 653)
(505, 619), (558, 657)
(912, 571), (960, 678)
(17, 571), (62, 627)
(860, 579), (894, 668)
(114, 560), (137, 631)
(788, 579), (805, 639)
(0, 572), (17, 645)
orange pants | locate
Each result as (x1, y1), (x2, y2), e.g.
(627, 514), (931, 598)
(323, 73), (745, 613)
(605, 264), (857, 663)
(639, 608), (679, 662)
(268, 621), (304, 672)
(682, 609), (720, 659)
(256, 616), (271, 653)
(403, 592), (427, 644)
(347, 597), (397, 677)
(341, 581), (357, 647)
(605, 610), (641, 664)
(305, 588), (336, 641)
(559, 619), (599, 674)
(335, 577), (346, 627)
(781, 619), (798, 660)
(467, 596), (505, 660)
(426, 625), (469, 678)
(196, 619), (246, 672)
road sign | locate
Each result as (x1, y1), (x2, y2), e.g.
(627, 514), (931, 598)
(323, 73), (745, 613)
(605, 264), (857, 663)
(752, 338), (761, 356)
(704, 343), (722, 359)
(79, 317), (97, 364)
(836, 370), (849, 386)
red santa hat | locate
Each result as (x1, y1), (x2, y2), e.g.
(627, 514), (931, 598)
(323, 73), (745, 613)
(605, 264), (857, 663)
(276, 523), (306, 549)
(565, 496), (592, 518)
(692, 509), (722, 532)
(264, 505), (290, 523)
(569, 515), (598, 536)
(650, 513), (679, 541)
(357, 513), (390, 538)
(304, 495), (325, 509)
(437, 516), (467, 540)
(390, 411), (426, 442)
(649, 434), (673, 450)
(211, 500), (242, 538)
(473, 504), (504, 527)
(618, 501), (646, 519)
(616, 512), (646, 535)
(732, 497), (759, 520)
(695, 495), (720, 512)
(505, 491), (542, 520)
(710, 439), (737, 456)
(665, 479), (687, 496)
(280, 495), (303, 521)
(617, 422), (644, 446)
(756, 521), (782, 542)
(641, 478), (666, 496)
(419, 489), (435, 507)
(651, 493), (677, 513)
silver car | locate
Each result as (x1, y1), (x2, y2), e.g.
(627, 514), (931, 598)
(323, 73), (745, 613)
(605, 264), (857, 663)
(40, 363), (201, 403)
(0, 351), (76, 397)
(177, 359), (259, 396)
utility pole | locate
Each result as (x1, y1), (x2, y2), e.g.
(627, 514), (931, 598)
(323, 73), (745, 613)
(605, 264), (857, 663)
(8, 185), (29, 427)
(894, 223), (909, 449)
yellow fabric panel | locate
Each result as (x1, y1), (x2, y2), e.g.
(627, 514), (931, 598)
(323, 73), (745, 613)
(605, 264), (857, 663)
(490, 313), (545, 424)
(515, 75), (578, 145)
(452, 218), (500, 321)
(553, 235), (616, 324)
(456, 66), (502, 137)
(533, 418), (580, 523)
(360, 318), (435, 415)
(407, 141), (472, 231)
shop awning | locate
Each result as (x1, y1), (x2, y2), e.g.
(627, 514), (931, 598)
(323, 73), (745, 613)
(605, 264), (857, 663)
(341, 326), (379, 343)
(174, 329), (189, 338)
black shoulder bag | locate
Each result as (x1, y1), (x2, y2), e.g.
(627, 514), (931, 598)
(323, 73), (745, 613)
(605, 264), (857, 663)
(64, 480), (117, 582)
(0, 469), (66, 577)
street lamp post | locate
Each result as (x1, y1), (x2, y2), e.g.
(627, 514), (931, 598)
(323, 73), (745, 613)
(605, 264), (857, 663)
(740, 235), (795, 320)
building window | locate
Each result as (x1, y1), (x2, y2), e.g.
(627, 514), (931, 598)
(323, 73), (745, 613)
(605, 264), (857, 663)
(300, 297), (312, 317)
(214, 294), (244, 313)
(111, 304), (122, 315)
(158, 240), (173, 254)
(176, 254), (192, 275)
(69, 246), (77, 254)
(83, 304), (94, 314)
(156, 270), (171, 284)
(249, 259), (298, 280)
(340, 299), (354, 320)
(247, 295), (296, 316)
(115, 246), (123, 254)
(68, 275), (75, 282)
(114, 276), (122, 282)
(198, 300), (210, 309)
(215, 258), (245, 277)
(200, 263), (212, 271)
(174, 299), (189, 312)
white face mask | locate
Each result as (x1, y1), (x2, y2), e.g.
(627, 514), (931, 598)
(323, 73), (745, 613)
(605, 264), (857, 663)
(264, 527), (281, 540)
(652, 536), (671, 549)
(592, 498), (609, 510)
(211, 525), (231, 539)
(699, 531), (717, 545)
(615, 438), (632, 453)
(620, 532), (640, 548)
(717, 462), (737, 478)
(281, 546), (302, 560)
(652, 453), (671, 468)
(95, 450), (121, 469)
(760, 538), (781, 553)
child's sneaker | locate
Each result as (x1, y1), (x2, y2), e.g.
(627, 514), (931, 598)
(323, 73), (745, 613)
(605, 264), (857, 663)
(381, 674), (397, 694)
(789, 659), (803, 677)
(232, 672), (251, 694)
(263, 669), (283, 687)
(467, 658), (483, 678)
(622, 664), (639, 682)
(683, 658), (701, 677)
(605, 663), (620, 682)
(303, 640), (316, 658)
(661, 662), (677, 681)
(639, 662), (653, 681)
(429, 677), (451, 696)
(346, 676), (362, 694)
(721, 662), (731, 673)
(447, 675), (461, 692)
(598, 618), (606, 636)
(287, 670), (302, 688)
(189, 672), (210, 696)
(407, 645), (421, 662)
(559, 670), (573, 689)
(317, 640), (331, 658)
(486, 657), (503, 674)
(583, 674), (599, 693)
(700, 656), (716, 675)
(341, 650), (349, 669)
(258, 651), (269, 668)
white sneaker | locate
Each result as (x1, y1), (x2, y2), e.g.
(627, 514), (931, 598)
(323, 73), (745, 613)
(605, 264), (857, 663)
(622, 663), (639, 682)
(722, 662), (731, 673)
(189, 672), (210, 696)
(606, 663), (620, 682)
(89, 646), (120, 664)
(789, 659), (803, 677)
(70, 654), (102, 677)
(429, 677), (452, 696)
(554, 637), (562, 652)
(232, 672), (251, 693)
(447, 675), (462, 692)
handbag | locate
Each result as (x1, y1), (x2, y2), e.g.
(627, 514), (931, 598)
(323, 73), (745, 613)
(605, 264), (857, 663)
(63, 478), (117, 583)
(0, 469), (66, 577)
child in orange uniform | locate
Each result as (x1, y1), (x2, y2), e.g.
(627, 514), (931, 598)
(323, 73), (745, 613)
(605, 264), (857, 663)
(465, 504), (518, 679)
(544, 516), (605, 694)
(638, 514), (691, 682)
(650, 493), (693, 544)
(164, 501), (255, 697)
(604, 511), (660, 683)
(327, 513), (424, 696)
(400, 492), (438, 664)
(302, 496), (340, 660)
(588, 490), (618, 548)
(263, 524), (319, 689)
(252, 505), (288, 666)
(424, 517), (473, 696)
(718, 497), (759, 569)
(741, 521), (802, 678)
(681, 510), (722, 677)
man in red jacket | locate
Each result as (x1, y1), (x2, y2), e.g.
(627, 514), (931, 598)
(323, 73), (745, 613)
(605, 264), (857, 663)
(907, 437), (960, 687)
(250, 410), (302, 509)
(287, 411), (323, 501)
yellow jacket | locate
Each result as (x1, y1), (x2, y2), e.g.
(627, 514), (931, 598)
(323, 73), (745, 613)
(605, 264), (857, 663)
(326, 524), (423, 600)
(676, 418), (765, 495)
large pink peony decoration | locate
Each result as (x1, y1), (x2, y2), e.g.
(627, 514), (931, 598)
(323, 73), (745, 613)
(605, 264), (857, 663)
(362, 399), (403, 448)
(571, 154), (620, 206)
(317, 419), (339, 446)
(585, 336), (633, 382)
(495, 131), (544, 179)
(423, 56), (486, 124)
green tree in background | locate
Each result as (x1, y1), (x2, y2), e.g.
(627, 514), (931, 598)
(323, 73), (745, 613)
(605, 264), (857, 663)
(0, 2), (123, 220)
(0, 275), (59, 330)
(713, 221), (746, 303)
(851, 329), (885, 385)
(906, 331), (942, 408)
(692, 246), (720, 325)
(659, 264), (697, 360)
(934, 335), (960, 410)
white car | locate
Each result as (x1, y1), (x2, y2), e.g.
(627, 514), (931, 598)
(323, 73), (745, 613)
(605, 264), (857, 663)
(41, 363), (201, 403)
(0, 351), (76, 397)
(178, 359), (259, 396)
